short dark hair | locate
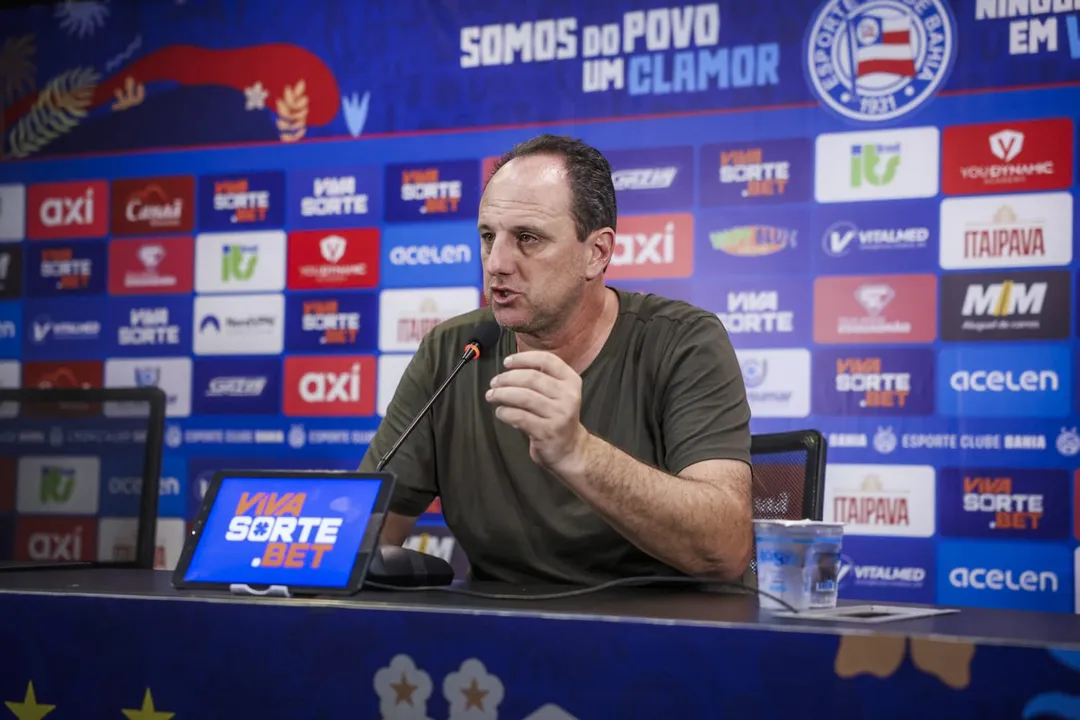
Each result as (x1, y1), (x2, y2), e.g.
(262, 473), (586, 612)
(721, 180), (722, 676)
(487, 134), (617, 242)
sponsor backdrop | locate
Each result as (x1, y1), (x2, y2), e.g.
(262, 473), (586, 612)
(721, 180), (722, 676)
(0, 0), (1078, 617)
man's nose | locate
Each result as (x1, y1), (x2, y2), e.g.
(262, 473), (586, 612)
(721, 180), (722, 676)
(484, 235), (515, 276)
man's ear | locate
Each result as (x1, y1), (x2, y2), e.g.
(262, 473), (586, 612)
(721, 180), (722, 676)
(587, 227), (615, 279)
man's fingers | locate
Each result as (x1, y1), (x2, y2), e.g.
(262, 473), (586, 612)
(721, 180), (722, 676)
(486, 386), (557, 418)
(490, 368), (561, 399)
(503, 350), (578, 381)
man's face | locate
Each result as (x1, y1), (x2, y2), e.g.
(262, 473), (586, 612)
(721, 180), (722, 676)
(478, 155), (596, 335)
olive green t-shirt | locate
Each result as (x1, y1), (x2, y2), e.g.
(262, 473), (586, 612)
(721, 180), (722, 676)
(359, 287), (752, 585)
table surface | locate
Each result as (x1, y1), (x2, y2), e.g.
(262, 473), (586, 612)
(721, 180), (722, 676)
(1, 567), (1078, 650)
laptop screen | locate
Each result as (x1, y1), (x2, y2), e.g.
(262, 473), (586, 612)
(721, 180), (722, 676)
(181, 475), (385, 589)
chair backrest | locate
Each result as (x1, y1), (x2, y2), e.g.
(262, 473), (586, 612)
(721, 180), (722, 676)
(0, 387), (167, 570)
(747, 429), (828, 575)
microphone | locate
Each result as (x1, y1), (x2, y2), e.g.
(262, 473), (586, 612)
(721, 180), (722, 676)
(366, 319), (501, 590)
(375, 319), (501, 472)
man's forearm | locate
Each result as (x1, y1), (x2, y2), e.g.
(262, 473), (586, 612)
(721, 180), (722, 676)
(553, 432), (753, 580)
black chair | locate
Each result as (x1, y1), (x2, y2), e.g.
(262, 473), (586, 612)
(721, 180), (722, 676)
(0, 387), (167, 570)
(747, 429), (828, 575)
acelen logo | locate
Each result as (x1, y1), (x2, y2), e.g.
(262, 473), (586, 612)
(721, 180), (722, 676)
(937, 345), (1072, 418)
(813, 274), (937, 344)
(942, 118), (1074, 195)
(287, 229), (380, 290)
(606, 213), (693, 280)
(937, 468), (1070, 541)
(108, 236), (194, 295)
(938, 539), (1073, 613)
(110, 176), (195, 235)
(27, 180), (109, 240)
(283, 355), (376, 417)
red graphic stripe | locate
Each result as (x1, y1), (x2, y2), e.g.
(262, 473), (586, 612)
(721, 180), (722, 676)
(881, 30), (911, 45)
(857, 59), (917, 77)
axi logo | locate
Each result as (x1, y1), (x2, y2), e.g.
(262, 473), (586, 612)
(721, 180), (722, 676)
(606, 214), (693, 280)
(937, 539), (1073, 612)
(385, 160), (479, 222)
(198, 171), (285, 230)
(14, 518), (97, 561)
(283, 355), (376, 416)
(27, 180), (109, 240)
(937, 468), (1069, 541)
(937, 345), (1072, 417)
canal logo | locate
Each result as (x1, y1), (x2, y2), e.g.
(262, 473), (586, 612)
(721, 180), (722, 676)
(803, 0), (957, 123)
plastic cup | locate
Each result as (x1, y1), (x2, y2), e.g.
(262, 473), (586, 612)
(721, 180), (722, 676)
(753, 519), (844, 612)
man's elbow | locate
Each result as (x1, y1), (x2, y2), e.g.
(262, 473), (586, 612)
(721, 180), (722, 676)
(691, 533), (753, 582)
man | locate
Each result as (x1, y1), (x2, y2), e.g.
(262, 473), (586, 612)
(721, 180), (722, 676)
(360, 134), (754, 585)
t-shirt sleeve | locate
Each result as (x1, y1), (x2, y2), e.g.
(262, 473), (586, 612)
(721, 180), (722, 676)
(358, 335), (440, 516)
(658, 314), (752, 473)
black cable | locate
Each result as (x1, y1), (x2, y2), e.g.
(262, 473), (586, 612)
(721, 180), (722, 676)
(365, 575), (800, 613)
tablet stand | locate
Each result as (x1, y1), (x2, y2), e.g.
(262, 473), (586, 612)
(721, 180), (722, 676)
(229, 584), (293, 598)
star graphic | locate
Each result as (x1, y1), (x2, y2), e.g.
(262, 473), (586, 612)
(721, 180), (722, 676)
(461, 678), (489, 710)
(121, 689), (174, 720)
(5, 682), (55, 720)
(389, 672), (417, 705)
(243, 81), (268, 110)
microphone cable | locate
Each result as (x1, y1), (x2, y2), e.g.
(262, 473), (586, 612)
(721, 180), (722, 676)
(364, 575), (800, 613)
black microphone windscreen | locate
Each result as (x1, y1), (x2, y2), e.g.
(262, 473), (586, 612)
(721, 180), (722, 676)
(468, 320), (502, 353)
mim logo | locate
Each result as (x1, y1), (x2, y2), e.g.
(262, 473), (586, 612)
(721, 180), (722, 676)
(989, 130), (1023, 162)
(962, 280), (1045, 318)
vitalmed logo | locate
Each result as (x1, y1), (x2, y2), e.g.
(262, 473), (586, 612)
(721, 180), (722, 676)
(710, 279), (811, 348)
(940, 270), (1071, 342)
(288, 166), (382, 228)
(385, 160), (479, 222)
(814, 274), (937, 344)
(937, 468), (1070, 541)
(824, 464), (935, 537)
(813, 200), (935, 273)
(110, 176), (195, 235)
(105, 297), (192, 356)
(198, 171), (285, 231)
(700, 138), (811, 206)
(193, 294), (285, 356)
(939, 192), (1073, 270)
(108, 236), (193, 295)
(815, 128), (940, 203)
(937, 346), (1072, 418)
(607, 214), (693, 280)
(938, 539), (1073, 612)
(192, 357), (282, 415)
(813, 349), (934, 416)
(942, 118), (1074, 195)
(378, 287), (480, 352)
(27, 241), (106, 297)
(736, 348), (811, 418)
(0, 245), (23, 299)
(837, 537), (935, 605)
(605, 146), (693, 212)
(195, 231), (286, 294)
(283, 355), (376, 417)
(0, 184), (26, 241)
(286, 293), (379, 353)
(23, 298), (106, 359)
(14, 517), (97, 562)
(27, 180), (108, 240)
(15, 456), (100, 514)
(104, 357), (193, 418)
(287, 228), (379, 290)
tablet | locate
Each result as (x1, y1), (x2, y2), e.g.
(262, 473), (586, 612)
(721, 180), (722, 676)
(172, 469), (395, 596)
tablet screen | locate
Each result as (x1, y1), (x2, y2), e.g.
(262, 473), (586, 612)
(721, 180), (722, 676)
(182, 476), (383, 588)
